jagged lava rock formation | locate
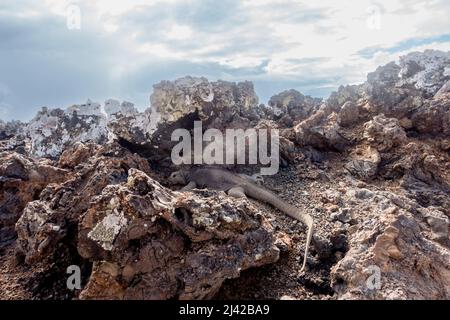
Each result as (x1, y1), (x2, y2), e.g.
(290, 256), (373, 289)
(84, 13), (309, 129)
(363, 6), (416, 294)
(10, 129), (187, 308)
(0, 49), (449, 300)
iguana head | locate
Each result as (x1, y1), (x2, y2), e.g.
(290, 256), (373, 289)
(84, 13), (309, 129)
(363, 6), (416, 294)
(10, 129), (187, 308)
(168, 170), (188, 185)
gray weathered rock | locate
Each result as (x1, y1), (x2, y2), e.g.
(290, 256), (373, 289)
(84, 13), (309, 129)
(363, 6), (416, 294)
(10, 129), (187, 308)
(338, 101), (361, 127)
(397, 50), (450, 96)
(0, 120), (24, 140)
(27, 103), (109, 158)
(331, 190), (450, 299)
(151, 76), (260, 126)
(363, 115), (407, 152)
(0, 152), (68, 249)
(268, 89), (321, 124)
(345, 146), (381, 180)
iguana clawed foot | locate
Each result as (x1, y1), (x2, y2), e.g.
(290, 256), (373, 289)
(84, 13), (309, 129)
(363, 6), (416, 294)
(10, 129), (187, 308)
(228, 186), (246, 198)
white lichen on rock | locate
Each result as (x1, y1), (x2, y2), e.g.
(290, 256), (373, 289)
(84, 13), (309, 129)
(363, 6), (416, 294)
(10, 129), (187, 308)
(398, 49), (450, 94)
(87, 210), (128, 251)
(25, 99), (159, 157)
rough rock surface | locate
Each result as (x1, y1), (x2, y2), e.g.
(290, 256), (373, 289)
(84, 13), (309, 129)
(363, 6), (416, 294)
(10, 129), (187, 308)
(78, 169), (279, 299)
(1, 50), (449, 300)
(15, 142), (152, 264)
(151, 76), (260, 125)
(293, 104), (348, 151)
(411, 92), (450, 135)
(397, 50), (450, 95)
(362, 115), (407, 152)
(0, 152), (68, 249)
(138, 77), (266, 164)
(344, 146), (381, 180)
(105, 99), (159, 146)
(0, 120), (24, 140)
(8, 142), (279, 300)
(25, 100), (160, 158)
(27, 103), (109, 158)
(268, 89), (322, 125)
(330, 189), (450, 299)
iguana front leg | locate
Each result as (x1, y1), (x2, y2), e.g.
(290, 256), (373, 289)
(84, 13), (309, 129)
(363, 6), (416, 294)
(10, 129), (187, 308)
(251, 173), (264, 185)
(181, 181), (197, 191)
(228, 186), (246, 198)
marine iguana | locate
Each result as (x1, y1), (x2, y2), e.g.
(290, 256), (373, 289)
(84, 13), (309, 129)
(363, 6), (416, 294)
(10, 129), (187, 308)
(168, 167), (314, 272)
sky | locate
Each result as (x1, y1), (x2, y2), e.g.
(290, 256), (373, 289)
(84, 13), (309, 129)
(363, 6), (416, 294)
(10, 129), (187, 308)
(1, 0), (450, 121)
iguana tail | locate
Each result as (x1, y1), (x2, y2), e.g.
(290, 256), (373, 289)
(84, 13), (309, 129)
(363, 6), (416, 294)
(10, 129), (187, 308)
(243, 183), (314, 273)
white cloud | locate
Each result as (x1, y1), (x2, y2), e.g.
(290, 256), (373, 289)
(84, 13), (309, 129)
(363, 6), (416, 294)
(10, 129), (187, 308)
(166, 24), (193, 40)
(16, 1), (450, 72)
(1, 0), (450, 120)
